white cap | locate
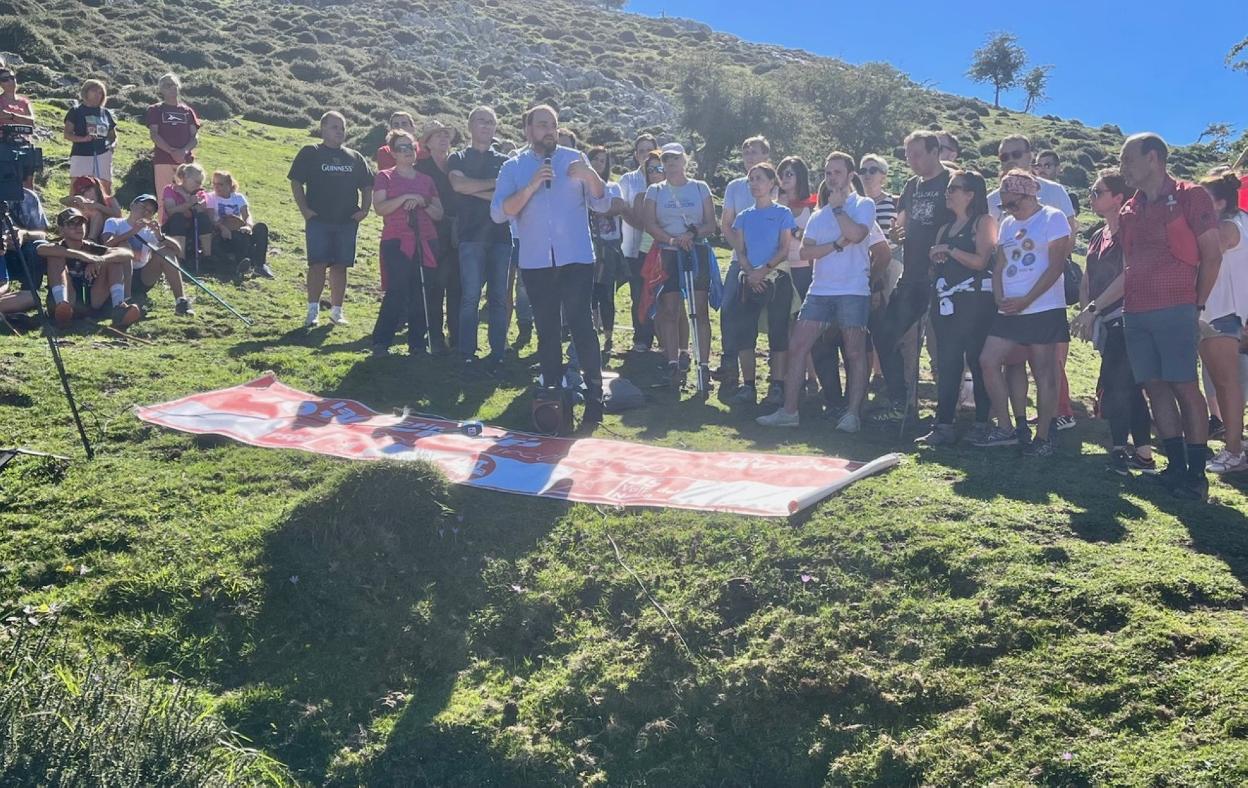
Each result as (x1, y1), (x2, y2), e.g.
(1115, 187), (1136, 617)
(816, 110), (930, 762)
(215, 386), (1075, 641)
(659, 142), (686, 158)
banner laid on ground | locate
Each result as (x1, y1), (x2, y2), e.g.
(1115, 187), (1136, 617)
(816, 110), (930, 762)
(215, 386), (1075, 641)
(135, 374), (900, 517)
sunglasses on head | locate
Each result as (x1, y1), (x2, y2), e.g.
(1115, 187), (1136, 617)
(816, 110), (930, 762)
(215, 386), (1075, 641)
(393, 143), (415, 153)
(999, 149), (1029, 162)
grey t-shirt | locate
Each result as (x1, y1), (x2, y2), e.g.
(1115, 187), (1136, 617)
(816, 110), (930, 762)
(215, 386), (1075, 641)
(645, 180), (712, 248)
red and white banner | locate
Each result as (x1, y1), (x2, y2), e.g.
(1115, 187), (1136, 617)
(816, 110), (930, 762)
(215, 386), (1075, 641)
(135, 374), (899, 517)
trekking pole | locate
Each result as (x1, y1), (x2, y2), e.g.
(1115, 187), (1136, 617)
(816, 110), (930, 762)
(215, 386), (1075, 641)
(409, 206), (432, 354)
(682, 243), (707, 398)
(136, 235), (252, 325)
(1, 207), (93, 459)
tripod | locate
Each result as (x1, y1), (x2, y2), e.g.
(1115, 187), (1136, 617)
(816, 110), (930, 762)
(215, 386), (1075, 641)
(0, 202), (94, 459)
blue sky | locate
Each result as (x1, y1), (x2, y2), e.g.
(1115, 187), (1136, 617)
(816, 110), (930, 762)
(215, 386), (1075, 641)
(627, 0), (1245, 146)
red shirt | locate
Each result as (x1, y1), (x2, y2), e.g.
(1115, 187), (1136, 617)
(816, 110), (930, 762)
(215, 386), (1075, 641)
(374, 167), (438, 265)
(145, 103), (201, 165)
(1119, 175), (1218, 313)
(0, 94), (32, 129)
(1239, 175), (1248, 213)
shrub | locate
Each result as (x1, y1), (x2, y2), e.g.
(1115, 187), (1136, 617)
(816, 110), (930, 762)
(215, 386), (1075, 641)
(1060, 165), (1090, 188)
(0, 19), (59, 66)
(289, 60), (343, 83)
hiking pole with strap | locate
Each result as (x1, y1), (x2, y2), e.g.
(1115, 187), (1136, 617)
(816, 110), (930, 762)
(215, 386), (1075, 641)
(0, 205), (94, 459)
(135, 235), (252, 325)
(409, 205), (432, 354)
(680, 241), (708, 399)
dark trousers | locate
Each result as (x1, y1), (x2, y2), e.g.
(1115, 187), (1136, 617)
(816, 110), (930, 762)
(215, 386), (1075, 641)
(522, 262), (602, 402)
(593, 281), (615, 338)
(872, 279), (931, 404)
(371, 240), (428, 353)
(626, 254), (654, 348)
(931, 293), (996, 424)
(216, 222), (269, 265)
(1098, 320), (1153, 447)
(427, 239), (461, 351)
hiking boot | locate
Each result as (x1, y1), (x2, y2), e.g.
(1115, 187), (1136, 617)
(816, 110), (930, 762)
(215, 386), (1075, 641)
(1023, 437), (1055, 457)
(111, 302), (142, 328)
(762, 381), (784, 407)
(730, 383), (757, 405)
(972, 426), (1019, 447)
(1055, 415), (1077, 431)
(756, 408), (799, 428)
(1207, 449), (1248, 474)
(916, 423), (957, 446)
(1107, 447), (1132, 476)
(835, 412), (861, 434)
(52, 300), (73, 328)
(175, 297), (194, 316)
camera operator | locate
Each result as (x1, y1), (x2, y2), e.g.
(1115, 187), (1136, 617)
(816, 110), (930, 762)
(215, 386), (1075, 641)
(491, 104), (612, 425)
(0, 187), (48, 318)
(370, 129), (442, 357)
(63, 79), (117, 192)
(38, 207), (140, 328)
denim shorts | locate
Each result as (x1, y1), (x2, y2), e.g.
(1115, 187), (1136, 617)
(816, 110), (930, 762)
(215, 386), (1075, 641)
(798, 294), (870, 329)
(1123, 303), (1199, 383)
(1200, 312), (1244, 341)
(305, 218), (359, 267)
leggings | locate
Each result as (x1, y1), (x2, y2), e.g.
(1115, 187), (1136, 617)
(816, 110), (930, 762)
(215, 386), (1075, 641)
(1098, 321), (1152, 447)
(932, 293), (996, 424)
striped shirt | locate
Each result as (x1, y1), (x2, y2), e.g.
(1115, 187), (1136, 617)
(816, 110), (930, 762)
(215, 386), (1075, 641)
(872, 192), (897, 233)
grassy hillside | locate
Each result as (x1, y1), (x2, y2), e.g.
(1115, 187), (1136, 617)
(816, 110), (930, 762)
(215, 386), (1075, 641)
(1, 102), (1247, 785)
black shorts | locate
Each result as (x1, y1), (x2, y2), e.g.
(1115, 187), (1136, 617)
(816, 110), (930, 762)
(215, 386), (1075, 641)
(658, 246), (711, 295)
(990, 308), (1070, 346)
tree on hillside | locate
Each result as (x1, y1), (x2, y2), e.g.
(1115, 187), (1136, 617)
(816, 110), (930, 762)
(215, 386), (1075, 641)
(1196, 122), (1233, 151)
(672, 58), (798, 179)
(797, 61), (920, 159)
(968, 32), (1027, 108)
(1021, 65), (1052, 113)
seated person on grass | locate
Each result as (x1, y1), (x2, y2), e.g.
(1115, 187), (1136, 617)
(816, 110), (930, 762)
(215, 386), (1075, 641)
(61, 175), (120, 242)
(38, 207), (139, 328)
(161, 162), (215, 271)
(0, 186), (49, 319)
(101, 193), (191, 316)
(206, 170), (272, 279)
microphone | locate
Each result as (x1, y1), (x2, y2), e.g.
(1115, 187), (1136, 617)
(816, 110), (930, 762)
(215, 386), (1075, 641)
(543, 156), (552, 189)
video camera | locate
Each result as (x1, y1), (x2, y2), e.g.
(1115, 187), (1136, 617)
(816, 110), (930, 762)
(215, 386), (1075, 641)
(0, 125), (42, 205)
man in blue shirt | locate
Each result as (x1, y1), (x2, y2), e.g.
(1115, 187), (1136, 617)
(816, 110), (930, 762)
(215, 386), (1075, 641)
(492, 104), (612, 424)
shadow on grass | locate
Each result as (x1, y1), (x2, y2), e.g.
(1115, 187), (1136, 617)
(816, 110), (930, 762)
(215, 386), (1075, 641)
(206, 461), (568, 783)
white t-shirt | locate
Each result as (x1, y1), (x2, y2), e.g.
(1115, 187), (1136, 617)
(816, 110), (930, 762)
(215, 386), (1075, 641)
(997, 205), (1071, 315)
(1205, 212), (1248, 322)
(206, 192), (249, 221)
(644, 180), (712, 248)
(102, 217), (155, 269)
(618, 167), (647, 257)
(787, 204), (813, 268)
(803, 194), (877, 297)
(988, 177), (1075, 222)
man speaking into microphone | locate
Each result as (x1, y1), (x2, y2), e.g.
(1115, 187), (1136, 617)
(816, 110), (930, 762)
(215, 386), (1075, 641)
(492, 104), (611, 425)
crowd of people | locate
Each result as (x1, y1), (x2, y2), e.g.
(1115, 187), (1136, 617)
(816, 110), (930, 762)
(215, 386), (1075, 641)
(3, 62), (1247, 503)
(1, 69), (272, 332)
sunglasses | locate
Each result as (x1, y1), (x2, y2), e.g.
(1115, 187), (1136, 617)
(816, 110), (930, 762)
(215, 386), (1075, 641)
(861, 166), (886, 176)
(646, 165), (664, 174)
(946, 184), (968, 193)
(393, 144), (415, 153)
(999, 149), (1029, 162)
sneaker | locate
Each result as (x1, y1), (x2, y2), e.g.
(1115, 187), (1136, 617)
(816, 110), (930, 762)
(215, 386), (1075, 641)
(967, 421), (991, 445)
(1209, 415), (1226, 440)
(916, 423), (957, 446)
(1171, 474), (1210, 502)
(756, 408), (799, 428)
(1128, 450), (1157, 473)
(235, 257), (252, 279)
(329, 310), (349, 326)
(1055, 415), (1077, 431)
(1107, 448), (1132, 476)
(972, 426), (1019, 447)
(1023, 437), (1055, 457)
(53, 300), (73, 328)
(111, 302), (142, 327)
(835, 412), (861, 433)
(304, 306), (319, 327)
(730, 384), (757, 405)
(175, 297), (193, 316)
(762, 381), (784, 407)
(1207, 449), (1248, 474)
(257, 262), (276, 279)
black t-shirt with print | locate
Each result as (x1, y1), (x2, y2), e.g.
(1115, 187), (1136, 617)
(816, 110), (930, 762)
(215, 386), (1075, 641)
(446, 146), (511, 245)
(64, 105), (116, 157)
(898, 168), (954, 282)
(287, 144), (374, 223)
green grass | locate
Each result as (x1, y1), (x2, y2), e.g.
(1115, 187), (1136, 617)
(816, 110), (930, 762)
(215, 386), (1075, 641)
(2, 105), (1248, 785)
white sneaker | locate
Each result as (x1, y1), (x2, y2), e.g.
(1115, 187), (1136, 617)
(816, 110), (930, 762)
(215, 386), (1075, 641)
(1207, 449), (1248, 474)
(835, 412), (861, 433)
(756, 408), (799, 428)
(305, 305), (319, 327)
(329, 308), (348, 326)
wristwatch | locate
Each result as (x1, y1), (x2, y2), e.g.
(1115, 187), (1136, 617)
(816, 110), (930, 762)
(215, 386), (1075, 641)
(1086, 301), (1097, 314)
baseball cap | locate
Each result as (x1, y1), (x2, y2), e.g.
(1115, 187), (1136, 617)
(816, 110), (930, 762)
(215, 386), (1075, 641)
(131, 194), (159, 210)
(659, 142), (686, 158)
(56, 207), (86, 227)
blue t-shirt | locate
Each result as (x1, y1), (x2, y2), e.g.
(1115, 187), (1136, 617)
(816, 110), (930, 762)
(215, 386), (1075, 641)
(732, 203), (796, 270)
